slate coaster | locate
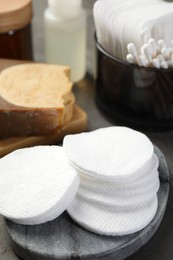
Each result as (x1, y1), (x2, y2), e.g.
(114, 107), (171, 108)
(5, 146), (169, 260)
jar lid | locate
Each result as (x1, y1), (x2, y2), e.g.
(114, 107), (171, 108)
(48, 0), (82, 19)
(0, 0), (32, 33)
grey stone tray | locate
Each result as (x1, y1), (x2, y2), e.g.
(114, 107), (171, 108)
(5, 146), (169, 260)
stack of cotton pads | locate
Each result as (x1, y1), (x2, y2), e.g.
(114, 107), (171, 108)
(0, 146), (79, 225)
(64, 127), (160, 236)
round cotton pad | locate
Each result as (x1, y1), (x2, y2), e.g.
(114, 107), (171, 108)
(63, 127), (154, 180)
(67, 194), (158, 236)
(0, 146), (79, 225)
(79, 154), (159, 190)
(78, 171), (160, 207)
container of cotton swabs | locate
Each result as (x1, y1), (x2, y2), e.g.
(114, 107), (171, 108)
(94, 0), (173, 131)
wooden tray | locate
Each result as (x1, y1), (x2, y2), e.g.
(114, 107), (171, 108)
(0, 106), (87, 157)
(0, 59), (87, 157)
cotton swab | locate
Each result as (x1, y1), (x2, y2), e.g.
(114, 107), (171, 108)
(148, 39), (158, 58)
(161, 47), (171, 60)
(141, 43), (153, 63)
(152, 58), (160, 69)
(157, 54), (165, 63)
(126, 38), (173, 69)
(160, 60), (168, 69)
(126, 53), (136, 64)
(157, 39), (166, 50)
(138, 55), (149, 67)
(127, 43), (138, 62)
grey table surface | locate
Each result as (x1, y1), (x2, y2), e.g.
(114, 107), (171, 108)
(1, 0), (173, 259)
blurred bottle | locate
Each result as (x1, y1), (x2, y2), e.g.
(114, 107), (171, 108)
(44, 0), (87, 83)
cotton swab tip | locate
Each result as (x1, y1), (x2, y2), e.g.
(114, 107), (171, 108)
(127, 43), (138, 60)
(152, 58), (160, 69)
(158, 39), (166, 50)
(161, 48), (171, 60)
(138, 55), (149, 67)
(160, 61), (168, 69)
(148, 38), (158, 58)
(157, 54), (165, 63)
(126, 54), (136, 64)
(141, 43), (152, 63)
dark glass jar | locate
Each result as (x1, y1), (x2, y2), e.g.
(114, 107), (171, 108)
(0, 0), (33, 60)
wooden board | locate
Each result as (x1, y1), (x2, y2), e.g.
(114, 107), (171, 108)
(0, 59), (87, 157)
(0, 106), (87, 157)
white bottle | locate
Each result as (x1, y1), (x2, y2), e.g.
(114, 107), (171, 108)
(44, 0), (87, 83)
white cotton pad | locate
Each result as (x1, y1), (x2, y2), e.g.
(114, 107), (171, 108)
(78, 156), (160, 207)
(0, 146), (79, 225)
(63, 127), (154, 180)
(78, 171), (160, 207)
(67, 194), (158, 236)
(79, 153), (159, 187)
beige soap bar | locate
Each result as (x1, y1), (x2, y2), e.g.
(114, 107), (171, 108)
(0, 63), (75, 137)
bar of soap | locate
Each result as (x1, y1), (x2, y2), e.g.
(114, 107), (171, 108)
(0, 146), (79, 225)
(0, 63), (75, 137)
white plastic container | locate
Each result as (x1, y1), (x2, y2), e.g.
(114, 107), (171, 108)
(44, 0), (87, 83)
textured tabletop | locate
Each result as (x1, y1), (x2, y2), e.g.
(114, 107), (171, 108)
(1, 0), (173, 260)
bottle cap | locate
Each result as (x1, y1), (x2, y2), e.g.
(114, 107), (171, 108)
(48, 0), (82, 19)
(0, 0), (32, 33)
